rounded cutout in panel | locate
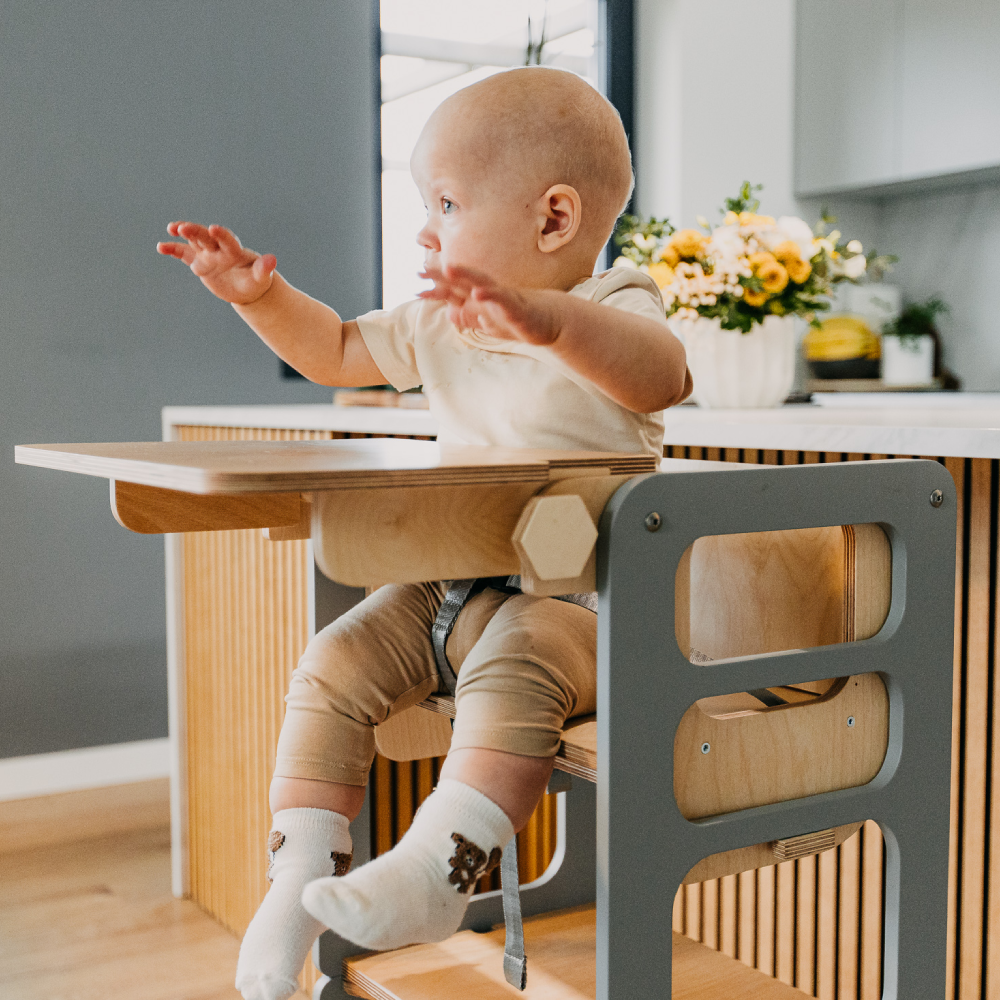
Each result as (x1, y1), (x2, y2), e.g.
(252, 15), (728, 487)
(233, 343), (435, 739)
(679, 820), (864, 885)
(673, 673), (889, 820)
(675, 523), (891, 662)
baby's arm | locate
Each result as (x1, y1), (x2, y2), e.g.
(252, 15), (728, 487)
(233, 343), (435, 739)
(157, 222), (384, 386)
(421, 265), (691, 413)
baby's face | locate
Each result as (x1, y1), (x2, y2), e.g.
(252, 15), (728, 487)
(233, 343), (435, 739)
(410, 119), (545, 288)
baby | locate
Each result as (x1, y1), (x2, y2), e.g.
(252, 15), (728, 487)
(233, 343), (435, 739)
(158, 66), (690, 1000)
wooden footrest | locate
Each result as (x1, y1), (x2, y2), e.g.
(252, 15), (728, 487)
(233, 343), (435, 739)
(342, 904), (810, 999)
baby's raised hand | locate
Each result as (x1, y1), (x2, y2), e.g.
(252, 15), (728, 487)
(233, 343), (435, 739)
(419, 264), (560, 346)
(157, 222), (277, 305)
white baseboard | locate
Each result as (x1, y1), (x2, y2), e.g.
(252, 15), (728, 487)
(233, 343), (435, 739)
(0, 738), (171, 801)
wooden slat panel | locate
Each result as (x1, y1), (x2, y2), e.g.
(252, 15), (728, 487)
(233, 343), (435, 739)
(757, 865), (776, 977)
(796, 855), (817, 995)
(686, 882), (703, 943)
(775, 860), (795, 986)
(816, 844), (838, 1000)
(703, 878), (720, 950)
(179, 424), (330, 995)
(720, 874), (738, 959)
(837, 832), (861, 999)
(959, 459), (992, 999)
(860, 820), (884, 1000)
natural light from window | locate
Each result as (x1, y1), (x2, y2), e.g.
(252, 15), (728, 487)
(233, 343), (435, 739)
(379, 0), (601, 309)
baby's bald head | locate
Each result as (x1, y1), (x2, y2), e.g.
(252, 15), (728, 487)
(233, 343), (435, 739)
(415, 68), (633, 253)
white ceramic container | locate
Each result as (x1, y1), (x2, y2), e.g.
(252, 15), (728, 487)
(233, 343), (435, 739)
(881, 333), (935, 386)
(669, 314), (796, 408)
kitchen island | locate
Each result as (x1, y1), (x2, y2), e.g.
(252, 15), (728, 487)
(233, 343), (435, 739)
(162, 398), (999, 999)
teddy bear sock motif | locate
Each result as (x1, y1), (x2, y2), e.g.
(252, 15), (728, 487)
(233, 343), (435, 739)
(301, 778), (514, 951)
(235, 807), (353, 1000)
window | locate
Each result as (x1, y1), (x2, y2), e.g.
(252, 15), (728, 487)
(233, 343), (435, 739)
(379, 0), (604, 309)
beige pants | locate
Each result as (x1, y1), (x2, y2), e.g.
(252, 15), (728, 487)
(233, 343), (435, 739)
(273, 582), (597, 787)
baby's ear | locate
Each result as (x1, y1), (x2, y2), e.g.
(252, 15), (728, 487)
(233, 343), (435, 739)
(537, 185), (582, 253)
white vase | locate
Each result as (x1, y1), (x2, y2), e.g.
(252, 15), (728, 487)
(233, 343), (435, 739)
(669, 314), (796, 408)
(881, 333), (935, 386)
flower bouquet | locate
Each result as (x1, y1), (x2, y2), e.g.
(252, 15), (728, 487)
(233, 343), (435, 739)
(613, 184), (879, 407)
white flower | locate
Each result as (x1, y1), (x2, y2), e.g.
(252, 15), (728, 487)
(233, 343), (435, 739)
(846, 239), (863, 254)
(708, 225), (744, 258)
(613, 256), (638, 269)
(775, 216), (815, 261)
(843, 254), (867, 279)
(631, 234), (657, 250)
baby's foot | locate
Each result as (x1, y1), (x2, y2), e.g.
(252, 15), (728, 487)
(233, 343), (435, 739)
(301, 779), (513, 951)
(236, 808), (352, 1000)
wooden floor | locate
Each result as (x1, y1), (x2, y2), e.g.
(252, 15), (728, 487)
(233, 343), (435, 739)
(0, 780), (308, 1000)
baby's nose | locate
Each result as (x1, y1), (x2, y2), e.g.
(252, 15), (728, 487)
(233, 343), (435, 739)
(416, 224), (438, 251)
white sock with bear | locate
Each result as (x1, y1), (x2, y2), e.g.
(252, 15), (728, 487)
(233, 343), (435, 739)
(301, 779), (513, 951)
(236, 807), (353, 1000)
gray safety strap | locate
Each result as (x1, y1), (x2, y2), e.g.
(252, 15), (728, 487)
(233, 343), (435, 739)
(748, 687), (789, 708)
(430, 579), (478, 696)
(501, 836), (527, 990)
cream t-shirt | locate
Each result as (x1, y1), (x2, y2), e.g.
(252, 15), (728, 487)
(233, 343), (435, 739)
(355, 267), (671, 459)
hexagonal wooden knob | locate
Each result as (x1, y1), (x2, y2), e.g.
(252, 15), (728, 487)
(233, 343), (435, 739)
(512, 494), (598, 581)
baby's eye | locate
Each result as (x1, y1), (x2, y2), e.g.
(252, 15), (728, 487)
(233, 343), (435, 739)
(442, 198), (456, 215)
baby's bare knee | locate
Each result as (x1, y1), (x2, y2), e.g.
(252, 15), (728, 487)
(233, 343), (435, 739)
(269, 775), (366, 819)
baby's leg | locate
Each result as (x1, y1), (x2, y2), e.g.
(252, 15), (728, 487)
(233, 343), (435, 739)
(302, 591), (597, 951)
(236, 582), (444, 1000)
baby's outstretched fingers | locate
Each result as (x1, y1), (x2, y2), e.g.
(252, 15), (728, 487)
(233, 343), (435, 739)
(440, 263), (496, 289)
(417, 269), (470, 307)
(208, 224), (245, 256)
(253, 253), (278, 280)
(156, 241), (197, 264)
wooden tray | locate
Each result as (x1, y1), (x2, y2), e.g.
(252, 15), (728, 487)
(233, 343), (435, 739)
(14, 439), (655, 494)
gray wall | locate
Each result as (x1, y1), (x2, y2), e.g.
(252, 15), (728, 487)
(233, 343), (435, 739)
(2, 1), (379, 758)
(805, 183), (1000, 392)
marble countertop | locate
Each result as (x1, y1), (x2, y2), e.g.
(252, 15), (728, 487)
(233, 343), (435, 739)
(163, 394), (1000, 459)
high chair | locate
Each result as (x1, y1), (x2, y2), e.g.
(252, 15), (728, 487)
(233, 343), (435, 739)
(15, 440), (955, 999)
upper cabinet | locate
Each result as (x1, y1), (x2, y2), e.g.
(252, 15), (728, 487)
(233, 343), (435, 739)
(795, 0), (1000, 196)
(897, 0), (1000, 180)
(795, 0), (900, 194)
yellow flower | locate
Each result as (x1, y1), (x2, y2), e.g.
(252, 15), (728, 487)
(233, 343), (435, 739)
(758, 260), (789, 294)
(659, 245), (681, 267)
(743, 289), (768, 308)
(669, 229), (708, 258)
(738, 212), (776, 227)
(787, 257), (812, 284)
(748, 251), (777, 270)
(646, 261), (675, 289)
(772, 241), (802, 265)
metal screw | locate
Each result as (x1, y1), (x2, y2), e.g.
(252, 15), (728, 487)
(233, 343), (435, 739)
(701, 742), (711, 754)
(930, 489), (944, 508)
(644, 511), (662, 532)
(847, 716), (856, 728)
